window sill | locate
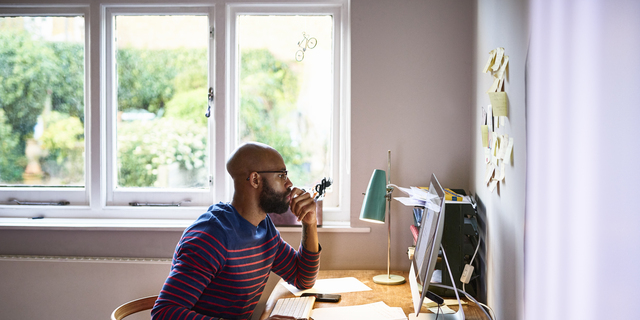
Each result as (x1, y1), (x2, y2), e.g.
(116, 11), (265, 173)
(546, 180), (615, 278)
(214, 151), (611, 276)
(0, 217), (370, 233)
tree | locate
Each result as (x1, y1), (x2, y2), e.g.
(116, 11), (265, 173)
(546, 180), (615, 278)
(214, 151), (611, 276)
(0, 109), (24, 183)
(239, 48), (310, 182)
(0, 31), (58, 183)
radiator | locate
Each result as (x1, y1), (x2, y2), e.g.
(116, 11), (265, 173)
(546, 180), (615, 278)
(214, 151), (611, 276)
(0, 254), (172, 263)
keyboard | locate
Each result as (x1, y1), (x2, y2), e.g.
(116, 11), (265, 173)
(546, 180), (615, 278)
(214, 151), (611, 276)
(269, 296), (316, 320)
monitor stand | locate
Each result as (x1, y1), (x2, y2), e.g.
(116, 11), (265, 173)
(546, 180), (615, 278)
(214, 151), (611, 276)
(408, 244), (465, 320)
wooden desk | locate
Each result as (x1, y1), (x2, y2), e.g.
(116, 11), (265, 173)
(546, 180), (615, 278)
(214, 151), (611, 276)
(260, 270), (489, 320)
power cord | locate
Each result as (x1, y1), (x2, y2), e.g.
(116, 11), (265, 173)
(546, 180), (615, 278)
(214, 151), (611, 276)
(458, 229), (496, 320)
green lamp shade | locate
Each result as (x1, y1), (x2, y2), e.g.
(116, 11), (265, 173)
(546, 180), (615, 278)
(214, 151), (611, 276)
(359, 169), (387, 224)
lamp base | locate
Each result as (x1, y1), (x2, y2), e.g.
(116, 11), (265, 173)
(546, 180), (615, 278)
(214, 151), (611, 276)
(372, 274), (406, 285)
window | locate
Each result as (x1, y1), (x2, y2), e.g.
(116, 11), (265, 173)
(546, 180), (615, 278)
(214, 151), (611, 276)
(0, 1), (349, 223)
(0, 7), (89, 206)
(229, 4), (349, 222)
(104, 7), (214, 207)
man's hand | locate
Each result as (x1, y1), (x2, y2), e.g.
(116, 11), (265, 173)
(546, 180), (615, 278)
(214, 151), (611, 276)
(289, 187), (319, 253)
(289, 187), (317, 226)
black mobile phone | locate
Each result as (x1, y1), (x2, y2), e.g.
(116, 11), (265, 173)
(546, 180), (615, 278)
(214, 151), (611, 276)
(301, 292), (341, 302)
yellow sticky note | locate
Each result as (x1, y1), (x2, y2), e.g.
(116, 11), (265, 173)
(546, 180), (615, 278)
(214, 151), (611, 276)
(481, 125), (489, 147)
(496, 55), (509, 80)
(488, 92), (508, 117)
(483, 49), (496, 73)
(492, 47), (504, 72)
(486, 78), (500, 93)
(484, 163), (495, 184)
(504, 137), (514, 163)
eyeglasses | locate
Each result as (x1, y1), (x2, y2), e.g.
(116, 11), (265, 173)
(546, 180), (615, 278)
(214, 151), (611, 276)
(246, 170), (288, 182)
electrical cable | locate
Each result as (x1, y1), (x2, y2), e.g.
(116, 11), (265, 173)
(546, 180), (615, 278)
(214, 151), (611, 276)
(460, 228), (496, 320)
(431, 283), (495, 320)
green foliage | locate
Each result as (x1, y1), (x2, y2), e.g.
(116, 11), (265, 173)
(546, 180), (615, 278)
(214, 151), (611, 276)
(116, 48), (207, 114)
(0, 109), (25, 183)
(164, 88), (208, 127)
(0, 30), (57, 147)
(117, 118), (207, 187)
(39, 111), (84, 184)
(239, 48), (309, 183)
(49, 42), (85, 122)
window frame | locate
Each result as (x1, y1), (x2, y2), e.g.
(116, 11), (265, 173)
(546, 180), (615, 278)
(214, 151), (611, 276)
(103, 5), (216, 208)
(0, 0), (350, 224)
(227, 3), (350, 223)
(0, 5), (91, 207)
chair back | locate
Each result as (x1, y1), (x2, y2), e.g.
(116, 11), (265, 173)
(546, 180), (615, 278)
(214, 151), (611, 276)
(111, 295), (158, 320)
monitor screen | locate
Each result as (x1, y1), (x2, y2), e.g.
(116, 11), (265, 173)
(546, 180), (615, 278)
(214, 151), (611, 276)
(409, 173), (447, 317)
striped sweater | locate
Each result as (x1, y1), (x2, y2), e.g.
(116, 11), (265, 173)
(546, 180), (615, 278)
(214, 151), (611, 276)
(151, 202), (321, 320)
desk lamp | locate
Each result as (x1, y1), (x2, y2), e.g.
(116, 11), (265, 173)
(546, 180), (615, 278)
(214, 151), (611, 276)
(359, 150), (406, 285)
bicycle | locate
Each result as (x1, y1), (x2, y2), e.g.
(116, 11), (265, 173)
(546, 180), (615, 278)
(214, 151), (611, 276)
(295, 32), (317, 62)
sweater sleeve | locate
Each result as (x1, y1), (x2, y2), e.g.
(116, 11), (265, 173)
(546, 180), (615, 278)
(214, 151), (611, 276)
(270, 237), (321, 290)
(151, 229), (227, 320)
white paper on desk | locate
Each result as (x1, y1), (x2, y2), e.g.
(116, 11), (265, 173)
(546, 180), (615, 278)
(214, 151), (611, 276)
(427, 304), (456, 315)
(281, 277), (371, 296)
(310, 301), (407, 320)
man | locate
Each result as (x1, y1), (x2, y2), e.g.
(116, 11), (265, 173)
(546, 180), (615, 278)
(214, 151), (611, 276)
(152, 142), (320, 320)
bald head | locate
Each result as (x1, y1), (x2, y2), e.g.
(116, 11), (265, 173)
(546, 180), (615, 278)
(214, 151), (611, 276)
(226, 142), (284, 182)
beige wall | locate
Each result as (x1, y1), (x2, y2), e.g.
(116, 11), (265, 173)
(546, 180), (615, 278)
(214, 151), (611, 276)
(0, 1), (477, 319)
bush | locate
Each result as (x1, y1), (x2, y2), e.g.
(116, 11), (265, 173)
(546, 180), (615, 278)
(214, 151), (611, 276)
(39, 111), (85, 185)
(164, 88), (208, 127)
(117, 117), (207, 188)
(0, 109), (25, 183)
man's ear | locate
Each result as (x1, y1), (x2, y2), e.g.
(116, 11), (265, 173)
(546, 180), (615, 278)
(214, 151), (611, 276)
(248, 172), (261, 189)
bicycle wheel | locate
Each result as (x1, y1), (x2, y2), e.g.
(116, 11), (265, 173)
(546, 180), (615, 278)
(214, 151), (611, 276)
(308, 38), (317, 49)
(295, 50), (304, 61)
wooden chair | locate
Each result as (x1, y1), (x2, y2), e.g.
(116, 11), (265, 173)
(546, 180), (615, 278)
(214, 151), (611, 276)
(111, 295), (158, 320)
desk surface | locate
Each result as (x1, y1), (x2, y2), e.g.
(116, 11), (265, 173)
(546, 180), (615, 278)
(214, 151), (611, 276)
(260, 270), (489, 320)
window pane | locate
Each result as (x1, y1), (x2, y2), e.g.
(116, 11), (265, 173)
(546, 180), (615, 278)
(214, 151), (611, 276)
(114, 15), (209, 189)
(0, 16), (85, 187)
(237, 15), (333, 191)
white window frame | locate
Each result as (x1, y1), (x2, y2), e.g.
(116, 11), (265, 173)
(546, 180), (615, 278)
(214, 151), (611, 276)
(227, 2), (350, 223)
(0, 5), (91, 207)
(103, 5), (216, 209)
(0, 0), (350, 225)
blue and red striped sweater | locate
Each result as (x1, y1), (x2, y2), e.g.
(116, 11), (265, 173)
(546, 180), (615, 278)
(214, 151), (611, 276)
(151, 202), (321, 320)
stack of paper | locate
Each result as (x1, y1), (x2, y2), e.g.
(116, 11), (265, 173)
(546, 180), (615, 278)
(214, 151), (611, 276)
(311, 301), (407, 320)
(392, 186), (440, 212)
(281, 277), (372, 296)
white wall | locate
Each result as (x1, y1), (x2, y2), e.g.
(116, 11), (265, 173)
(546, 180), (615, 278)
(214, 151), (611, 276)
(471, 1), (528, 320)
(526, 1), (640, 319)
(0, 0), (476, 319)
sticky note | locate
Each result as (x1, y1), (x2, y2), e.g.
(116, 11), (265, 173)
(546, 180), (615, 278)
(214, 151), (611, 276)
(488, 92), (508, 117)
(484, 163), (494, 183)
(498, 162), (505, 181)
(489, 180), (499, 192)
(486, 105), (493, 131)
(481, 125), (489, 147)
(496, 55), (509, 80)
(504, 137), (514, 163)
(492, 47), (504, 72)
(487, 78), (500, 93)
(484, 148), (491, 164)
(483, 49), (496, 73)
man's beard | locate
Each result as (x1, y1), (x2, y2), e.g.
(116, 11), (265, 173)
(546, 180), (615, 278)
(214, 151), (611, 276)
(259, 179), (291, 214)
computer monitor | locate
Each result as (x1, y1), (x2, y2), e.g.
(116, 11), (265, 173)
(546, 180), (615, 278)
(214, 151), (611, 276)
(408, 173), (464, 320)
